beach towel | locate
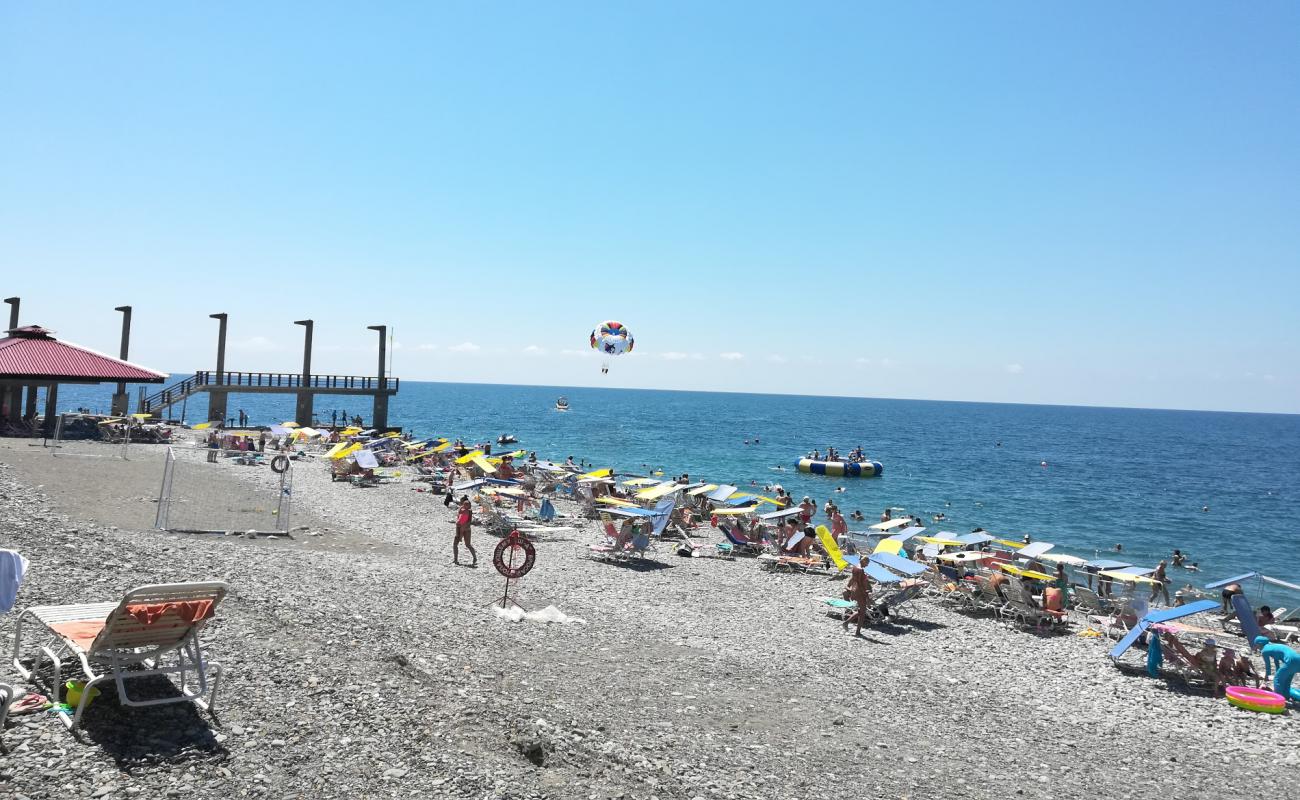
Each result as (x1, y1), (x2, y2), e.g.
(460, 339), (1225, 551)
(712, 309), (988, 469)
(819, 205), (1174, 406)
(0, 549), (29, 613)
(127, 600), (216, 626)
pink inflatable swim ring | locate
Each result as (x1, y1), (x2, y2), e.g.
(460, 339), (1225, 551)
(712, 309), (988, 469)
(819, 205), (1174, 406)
(1225, 685), (1286, 714)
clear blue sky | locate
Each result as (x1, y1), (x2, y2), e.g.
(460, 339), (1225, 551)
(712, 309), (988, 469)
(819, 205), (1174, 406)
(3, 3), (1297, 413)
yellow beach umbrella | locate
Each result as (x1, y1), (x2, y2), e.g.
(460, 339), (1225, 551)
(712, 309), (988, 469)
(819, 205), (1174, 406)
(455, 449), (483, 464)
(329, 443), (362, 460)
(1098, 570), (1160, 585)
(1000, 564), (1055, 581)
(622, 477), (660, 487)
(580, 467), (612, 479)
(636, 482), (680, 501)
(711, 507), (756, 516)
(596, 497), (635, 507)
(339, 426), (362, 436)
(430, 441), (453, 453)
(918, 535), (964, 546)
(687, 484), (719, 496)
(192, 421), (215, 430)
(996, 539), (1026, 550)
(873, 539), (904, 555)
(280, 421), (300, 428)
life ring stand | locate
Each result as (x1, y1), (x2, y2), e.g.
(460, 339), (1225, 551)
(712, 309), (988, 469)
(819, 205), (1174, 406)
(271, 455), (290, 474)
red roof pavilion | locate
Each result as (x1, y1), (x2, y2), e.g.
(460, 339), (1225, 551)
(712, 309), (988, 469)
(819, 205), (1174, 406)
(0, 326), (166, 383)
(0, 325), (167, 432)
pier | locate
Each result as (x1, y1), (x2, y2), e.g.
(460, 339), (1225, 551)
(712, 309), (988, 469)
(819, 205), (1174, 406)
(142, 315), (399, 429)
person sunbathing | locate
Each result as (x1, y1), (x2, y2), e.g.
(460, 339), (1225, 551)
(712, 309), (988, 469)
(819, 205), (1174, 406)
(1234, 651), (1261, 688)
(1162, 633), (1221, 695)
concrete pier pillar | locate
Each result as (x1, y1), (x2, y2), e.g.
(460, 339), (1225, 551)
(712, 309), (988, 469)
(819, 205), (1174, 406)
(294, 320), (314, 427)
(4, 297), (20, 424)
(367, 324), (389, 431)
(111, 305), (132, 416)
(208, 313), (229, 424)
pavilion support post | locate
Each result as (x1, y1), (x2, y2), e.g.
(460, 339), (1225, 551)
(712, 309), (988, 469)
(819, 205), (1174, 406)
(367, 324), (389, 431)
(208, 313), (229, 424)
(42, 384), (58, 438)
(111, 305), (132, 416)
(24, 385), (38, 421)
(294, 320), (314, 427)
(4, 297), (19, 424)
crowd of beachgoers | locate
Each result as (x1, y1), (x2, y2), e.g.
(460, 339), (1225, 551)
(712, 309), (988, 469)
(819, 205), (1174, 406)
(3, 427), (1299, 800)
(222, 424), (1300, 706)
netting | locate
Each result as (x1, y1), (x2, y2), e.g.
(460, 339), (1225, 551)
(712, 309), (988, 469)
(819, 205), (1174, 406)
(50, 413), (131, 459)
(155, 447), (293, 534)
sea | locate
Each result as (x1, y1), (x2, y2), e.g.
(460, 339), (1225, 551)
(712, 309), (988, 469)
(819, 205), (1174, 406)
(46, 381), (1300, 603)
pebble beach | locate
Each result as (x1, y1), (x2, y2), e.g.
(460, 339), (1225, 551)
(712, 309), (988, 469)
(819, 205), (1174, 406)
(1, 437), (1297, 800)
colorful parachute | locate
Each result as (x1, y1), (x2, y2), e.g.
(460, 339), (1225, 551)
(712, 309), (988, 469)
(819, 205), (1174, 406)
(590, 320), (634, 373)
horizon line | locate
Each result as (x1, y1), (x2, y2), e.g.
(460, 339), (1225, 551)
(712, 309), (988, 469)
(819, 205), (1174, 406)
(150, 371), (1300, 418)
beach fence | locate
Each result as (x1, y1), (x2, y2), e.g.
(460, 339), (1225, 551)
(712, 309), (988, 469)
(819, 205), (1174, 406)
(154, 446), (293, 535)
(48, 413), (131, 460)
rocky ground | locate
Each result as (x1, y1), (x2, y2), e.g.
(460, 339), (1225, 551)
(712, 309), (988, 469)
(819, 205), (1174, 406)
(0, 438), (1296, 800)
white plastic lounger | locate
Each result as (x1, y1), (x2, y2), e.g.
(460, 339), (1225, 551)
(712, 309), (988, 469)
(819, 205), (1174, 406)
(11, 581), (228, 734)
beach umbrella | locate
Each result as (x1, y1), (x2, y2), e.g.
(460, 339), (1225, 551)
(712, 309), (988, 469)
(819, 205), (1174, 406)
(280, 421), (300, 428)
(1039, 552), (1087, 566)
(455, 449), (484, 464)
(918, 535), (964, 547)
(1000, 564), (1055, 581)
(711, 507), (757, 516)
(579, 467), (613, 479)
(937, 551), (991, 563)
(870, 518), (911, 531)
(1099, 569), (1160, 585)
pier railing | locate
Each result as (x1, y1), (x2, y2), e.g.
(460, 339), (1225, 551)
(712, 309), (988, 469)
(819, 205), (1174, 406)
(143, 371), (400, 412)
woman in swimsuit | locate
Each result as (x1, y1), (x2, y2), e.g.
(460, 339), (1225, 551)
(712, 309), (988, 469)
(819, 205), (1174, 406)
(453, 496), (477, 566)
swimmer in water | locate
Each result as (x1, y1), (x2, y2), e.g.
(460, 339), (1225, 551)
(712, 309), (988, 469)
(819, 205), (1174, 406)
(1115, 543), (1124, 553)
(1202, 505), (1210, 512)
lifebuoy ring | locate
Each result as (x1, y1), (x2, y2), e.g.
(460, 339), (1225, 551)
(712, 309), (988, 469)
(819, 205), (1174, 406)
(271, 455), (290, 474)
(493, 531), (536, 579)
(1225, 685), (1286, 714)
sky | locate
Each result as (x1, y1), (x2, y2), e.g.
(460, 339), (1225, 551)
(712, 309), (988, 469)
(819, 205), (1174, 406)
(2, 3), (1297, 413)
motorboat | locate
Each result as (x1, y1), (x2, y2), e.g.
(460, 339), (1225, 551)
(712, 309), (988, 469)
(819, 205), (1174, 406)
(497, 434), (518, 445)
(555, 396), (569, 411)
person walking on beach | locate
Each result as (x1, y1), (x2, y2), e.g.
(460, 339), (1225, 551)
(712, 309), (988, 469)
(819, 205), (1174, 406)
(453, 496), (477, 567)
(1150, 560), (1172, 605)
(842, 565), (879, 636)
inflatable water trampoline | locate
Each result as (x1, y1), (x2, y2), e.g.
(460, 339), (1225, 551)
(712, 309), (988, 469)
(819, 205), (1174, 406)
(796, 458), (883, 477)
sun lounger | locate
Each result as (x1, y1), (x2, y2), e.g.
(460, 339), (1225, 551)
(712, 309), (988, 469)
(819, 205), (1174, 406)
(869, 551), (928, 579)
(1000, 581), (1064, 631)
(1108, 599), (1220, 664)
(722, 526), (765, 556)
(11, 581), (228, 733)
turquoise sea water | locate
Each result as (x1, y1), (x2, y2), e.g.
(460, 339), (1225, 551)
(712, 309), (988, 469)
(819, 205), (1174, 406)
(46, 381), (1300, 600)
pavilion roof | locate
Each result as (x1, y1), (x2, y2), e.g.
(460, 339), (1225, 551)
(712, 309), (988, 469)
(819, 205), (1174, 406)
(0, 325), (167, 383)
